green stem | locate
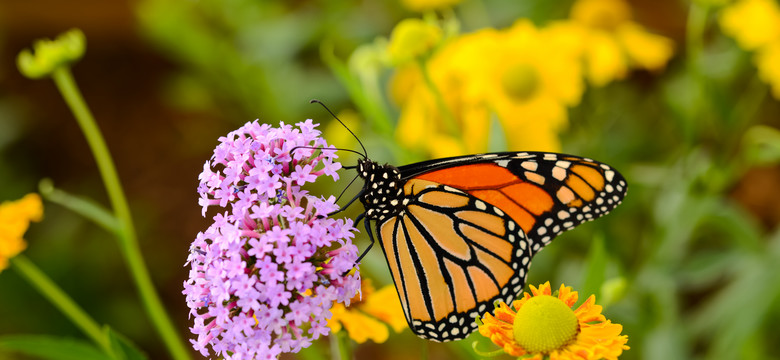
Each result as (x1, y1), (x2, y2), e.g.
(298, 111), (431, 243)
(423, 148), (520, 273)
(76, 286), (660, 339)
(50, 67), (191, 360)
(330, 332), (352, 360)
(320, 41), (394, 137)
(38, 179), (119, 234)
(416, 58), (460, 139)
(10, 255), (113, 356)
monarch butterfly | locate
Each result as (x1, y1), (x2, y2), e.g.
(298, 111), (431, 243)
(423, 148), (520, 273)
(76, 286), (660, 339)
(316, 103), (627, 342)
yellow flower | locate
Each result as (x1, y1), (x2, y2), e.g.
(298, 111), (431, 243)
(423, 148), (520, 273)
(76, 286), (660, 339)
(0, 194), (44, 272)
(387, 18), (443, 65)
(720, 0), (780, 100)
(391, 39), (492, 158)
(392, 20), (581, 157)
(720, 0), (780, 51)
(756, 41), (780, 99)
(478, 20), (584, 152)
(478, 282), (629, 359)
(328, 279), (407, 343)
(566, 0), (674, 86)
(399, 0), (462, 12)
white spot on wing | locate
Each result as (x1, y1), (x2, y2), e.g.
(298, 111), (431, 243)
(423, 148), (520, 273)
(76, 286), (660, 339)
(525, 171), (546, 185)
(521, 161), (538, 171)
(552, 166), (567, 181)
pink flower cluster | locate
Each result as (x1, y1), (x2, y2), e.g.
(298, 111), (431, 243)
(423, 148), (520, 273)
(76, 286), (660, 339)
(185, 120), (360, 359)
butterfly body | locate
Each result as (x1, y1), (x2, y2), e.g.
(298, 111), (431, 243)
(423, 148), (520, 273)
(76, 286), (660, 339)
(354, 151), (627, 342)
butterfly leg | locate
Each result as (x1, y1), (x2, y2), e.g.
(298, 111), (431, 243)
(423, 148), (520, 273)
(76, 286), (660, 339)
(321, 188), (366, 218)
(341, 212), (374, 276)
(354, 212), (375, 265)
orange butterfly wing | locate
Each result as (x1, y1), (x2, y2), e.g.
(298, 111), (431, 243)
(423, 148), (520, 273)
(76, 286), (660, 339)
(372, 152), (627, 341)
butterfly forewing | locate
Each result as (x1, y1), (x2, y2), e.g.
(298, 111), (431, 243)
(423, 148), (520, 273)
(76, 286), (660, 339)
(359, 151), (627, 342)
(406, 152), (627, 252)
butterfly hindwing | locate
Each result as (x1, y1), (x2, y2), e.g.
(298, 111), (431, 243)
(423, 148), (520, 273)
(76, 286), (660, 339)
(359, 151), (627, 342)
(375, 180), (530, 341)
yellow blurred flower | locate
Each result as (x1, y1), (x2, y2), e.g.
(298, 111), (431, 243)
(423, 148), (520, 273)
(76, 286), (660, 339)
(478, 282), (629, 359)
(391, 20), (583, 157)
(480, 20), (584, 152)
(0, 194), (43, 272)
(720, 0), (780, 51)
(387, 18), (443, 65)
(565, 0), (674, 86)
(400, 0), (462, 12)
(720, 0), (780, 100)
(328, 279), (407, 343)
(390, 39), (492, 158)
(756, 42), (780, 99)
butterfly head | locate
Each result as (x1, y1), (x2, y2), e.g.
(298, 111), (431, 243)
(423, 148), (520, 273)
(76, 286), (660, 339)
(357, 159), (404, 221)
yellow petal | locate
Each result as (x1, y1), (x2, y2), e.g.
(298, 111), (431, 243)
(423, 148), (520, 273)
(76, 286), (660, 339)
(570, 0), (632, 31)
(720, 0), (780, 51)
(340, 310), (390, 344)
(616, 23), (675, 71)
(755, 41), (780, 99)
(362, 284), (408, 333)
(583, 30), (628, 86)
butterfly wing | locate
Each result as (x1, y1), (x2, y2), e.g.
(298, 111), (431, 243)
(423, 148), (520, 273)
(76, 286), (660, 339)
(375, 152), (626, 341)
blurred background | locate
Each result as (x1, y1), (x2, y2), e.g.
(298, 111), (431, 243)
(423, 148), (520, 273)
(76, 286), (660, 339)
(1, 0), (780, 359)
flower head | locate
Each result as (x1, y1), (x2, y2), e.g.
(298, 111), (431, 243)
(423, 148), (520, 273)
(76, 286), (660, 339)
(478, 282), (629, 360)
(720, 0), (780, 51)
(720, 0), (780, 100)
(391, 20), (582, 157)
(0, 194), (43, 272)
(562, 0), (674, 86)
(17, 29), (86, 79)
(328, 279), (407, 343)
(185, 120), (360, 359)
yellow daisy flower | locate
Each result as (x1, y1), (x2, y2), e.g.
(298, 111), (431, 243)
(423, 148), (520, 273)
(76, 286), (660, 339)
(478, 282), (629, 359)
(566, 0), (674, 86)
(720, 0), (780, 51)
(0, 194), (44, 272)
(328, 279), (407, 343)
(392, 20), (581, 157)
(479, 20), (584, 152)
(391, 37), (492, 158)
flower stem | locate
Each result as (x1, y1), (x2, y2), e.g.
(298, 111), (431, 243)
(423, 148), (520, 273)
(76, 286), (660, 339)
(49, 66), (192, 360)
(10, 255), (113, 356)
(416, 57), (461, 139)
(330, 332), (352, 360)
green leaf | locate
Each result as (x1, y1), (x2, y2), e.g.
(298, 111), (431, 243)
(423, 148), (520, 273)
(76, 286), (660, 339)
(0, 334), (111, 360)
(742, 125), (780, 166)
(105, 328), (148, 360)
(582, 233), (607, 300)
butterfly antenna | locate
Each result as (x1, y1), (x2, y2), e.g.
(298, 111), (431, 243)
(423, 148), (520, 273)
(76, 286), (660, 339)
(290, 145), (365, 159)
(310, 99), (368, 158)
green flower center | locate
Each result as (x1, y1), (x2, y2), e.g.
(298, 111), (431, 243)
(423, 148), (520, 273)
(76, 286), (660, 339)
(512, 295), (579, 354)
(501, 63), (540, 101)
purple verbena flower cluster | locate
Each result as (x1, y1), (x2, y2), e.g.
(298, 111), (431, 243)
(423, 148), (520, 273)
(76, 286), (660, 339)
(184, 120), (361, 359)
